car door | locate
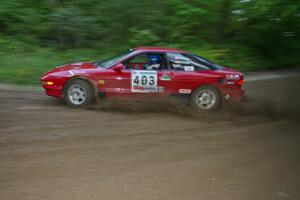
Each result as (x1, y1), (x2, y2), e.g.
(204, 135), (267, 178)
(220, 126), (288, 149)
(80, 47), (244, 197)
(165, 52), (210, 95)
(102, 67), (131, 98)
(102, 52), (174, 99)
(129, 68), (174, 97)
(128, 52), (174, 98)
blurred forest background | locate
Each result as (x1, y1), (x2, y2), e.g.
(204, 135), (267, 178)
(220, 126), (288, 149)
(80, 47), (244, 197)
(0, 0), (299, 84)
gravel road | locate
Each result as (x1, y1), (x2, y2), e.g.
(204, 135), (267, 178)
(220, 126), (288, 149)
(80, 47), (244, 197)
(0, 70), (299, 200)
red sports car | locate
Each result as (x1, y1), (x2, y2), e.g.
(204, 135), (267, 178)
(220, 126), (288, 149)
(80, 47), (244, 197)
(41, 47), (244, 111)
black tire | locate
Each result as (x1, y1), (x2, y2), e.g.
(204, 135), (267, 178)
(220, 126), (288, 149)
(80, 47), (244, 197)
(64, 79), (95, 108)
(191, 85), (221, 111)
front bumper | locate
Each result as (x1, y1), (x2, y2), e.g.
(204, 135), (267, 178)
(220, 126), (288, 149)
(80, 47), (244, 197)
(41, 81), (63, 98)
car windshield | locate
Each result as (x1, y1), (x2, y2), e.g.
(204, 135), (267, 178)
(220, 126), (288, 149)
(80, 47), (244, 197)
(191, 54), (224, 70)
(96, 50), (136, 68)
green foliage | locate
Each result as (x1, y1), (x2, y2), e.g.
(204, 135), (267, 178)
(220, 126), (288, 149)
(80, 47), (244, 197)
(129, 28), (160, 46)
(0, 0), (299, 84)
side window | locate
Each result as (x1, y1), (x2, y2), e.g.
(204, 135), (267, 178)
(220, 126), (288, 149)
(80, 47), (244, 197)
(166, 53), (194, 71)
(124, 53), (168, 71)
(186, 54), (212, 70)
(130, 54), (148, 63)
(166, 53), (210, 71)
(144, 54), (167, 71)
(124, 54), (148, 70)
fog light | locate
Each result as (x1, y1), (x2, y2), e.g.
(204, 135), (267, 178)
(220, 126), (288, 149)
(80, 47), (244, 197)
(46, 81), (54, 85)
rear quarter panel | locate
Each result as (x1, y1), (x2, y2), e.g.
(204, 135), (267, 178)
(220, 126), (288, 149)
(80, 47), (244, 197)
(172, 70), (223, 93)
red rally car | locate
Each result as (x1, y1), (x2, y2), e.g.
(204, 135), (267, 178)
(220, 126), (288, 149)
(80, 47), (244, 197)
(41, 47), (244, 111)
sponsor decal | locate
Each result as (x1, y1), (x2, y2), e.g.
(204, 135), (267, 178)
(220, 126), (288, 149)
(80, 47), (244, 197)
(106, 88), (131, 93)
(226, 81), (235, 85)
(131, 70), (157, 93)
(179, 89), (192, 94)
(184, 66), (195, 72)
(226, 74), (240, 80)
(156, 86), (165, 93)
(224, 94), (231, 100)
(160, 74), (172, 81)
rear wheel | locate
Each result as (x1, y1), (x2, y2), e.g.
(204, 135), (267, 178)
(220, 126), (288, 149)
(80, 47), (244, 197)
(191, 86), (221, 111)
(64, 79), (94, 108)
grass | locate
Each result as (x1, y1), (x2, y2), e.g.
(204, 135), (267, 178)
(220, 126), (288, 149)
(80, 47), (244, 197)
(0, 41), (299, 85)
(0, 47), (112, 85)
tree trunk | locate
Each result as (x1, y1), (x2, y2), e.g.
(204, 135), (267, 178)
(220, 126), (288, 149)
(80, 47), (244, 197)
(217, 0), (231, 42)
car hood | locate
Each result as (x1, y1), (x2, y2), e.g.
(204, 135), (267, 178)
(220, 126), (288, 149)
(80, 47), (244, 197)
(42, 62), (97, 76)
(54, 62), (97, 72)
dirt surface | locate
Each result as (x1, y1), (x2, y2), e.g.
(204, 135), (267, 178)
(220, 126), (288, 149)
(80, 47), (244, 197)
(0, 72), (300, 200)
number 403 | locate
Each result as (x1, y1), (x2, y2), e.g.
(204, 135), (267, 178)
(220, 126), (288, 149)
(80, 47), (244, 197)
(134, 75), (155, 86)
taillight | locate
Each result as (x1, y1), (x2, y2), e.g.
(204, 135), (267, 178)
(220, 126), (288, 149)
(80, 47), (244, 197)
(236, 79), (244, 86)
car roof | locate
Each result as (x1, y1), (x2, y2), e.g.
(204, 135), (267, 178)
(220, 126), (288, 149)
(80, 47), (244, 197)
(133, 46), (188, 53)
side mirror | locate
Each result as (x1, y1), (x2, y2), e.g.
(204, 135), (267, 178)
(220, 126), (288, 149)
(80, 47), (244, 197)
(113, 63), (125, 72)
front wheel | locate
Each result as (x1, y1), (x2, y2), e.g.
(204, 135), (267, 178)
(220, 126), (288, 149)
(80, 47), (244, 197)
(64, 79), (94, 108)
(191, 86), (221, 111)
